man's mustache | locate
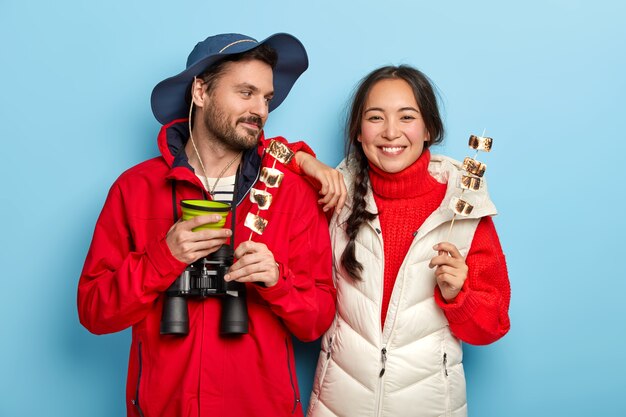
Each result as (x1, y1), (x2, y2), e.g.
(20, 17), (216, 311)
(238, 116), (263, 129)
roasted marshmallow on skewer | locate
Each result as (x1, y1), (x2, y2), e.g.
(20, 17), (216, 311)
(463, 157), (486, 177)
(245, 141), (293, 239)
(445, 133), (494, 242)
(468, 135), (493, 152)
(449, 196), (474, 216)
(267, 140), (295, 165)
(250, 188), (273, 210)
(245, 212), (268, 235)
(260, 167), (284, 188)
(460, 175), (482, 191)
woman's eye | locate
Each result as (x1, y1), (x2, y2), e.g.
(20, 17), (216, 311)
(367, 115), (383, 121)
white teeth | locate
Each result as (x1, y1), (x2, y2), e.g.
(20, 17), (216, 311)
(382, 147), (403, 152)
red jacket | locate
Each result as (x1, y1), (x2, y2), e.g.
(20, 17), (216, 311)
(78, 119), (336, 417)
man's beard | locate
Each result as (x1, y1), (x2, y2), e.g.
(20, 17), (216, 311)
(203, 105), (263, 152)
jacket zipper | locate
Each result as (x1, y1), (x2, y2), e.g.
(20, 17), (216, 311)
(131, 342), (145, 417)
(376, 221), (388, 416)
(443, 351), (451, 416)
(320, 335), (334, 382)
(285, 338), (301, 414)
(368, 220), (389, 417)
(368, 217), (408, 417)
(379, 346), (387, 377)
(309, 335), (334, 414)
(375, 344), (387, 417)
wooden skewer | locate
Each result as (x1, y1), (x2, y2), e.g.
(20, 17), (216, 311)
(445, 214), (457, 242)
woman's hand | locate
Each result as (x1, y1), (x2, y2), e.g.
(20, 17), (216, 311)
(295, 152), (347, 213)
(429, 242), (469, 302)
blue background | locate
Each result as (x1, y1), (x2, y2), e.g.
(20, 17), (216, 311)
(1, 1), (625, 416)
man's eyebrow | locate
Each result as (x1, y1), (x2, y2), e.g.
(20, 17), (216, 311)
(234, 82), (259, 92)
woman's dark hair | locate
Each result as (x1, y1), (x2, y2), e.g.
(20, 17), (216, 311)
(341, 65), (445, 280)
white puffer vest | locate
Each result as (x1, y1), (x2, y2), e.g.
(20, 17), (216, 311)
(307, 154), (497, 417)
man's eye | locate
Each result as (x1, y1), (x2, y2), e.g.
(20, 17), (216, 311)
(241, 91), (252, 97)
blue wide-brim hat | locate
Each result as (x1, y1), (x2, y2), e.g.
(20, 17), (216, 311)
(151, 32), (309, 125)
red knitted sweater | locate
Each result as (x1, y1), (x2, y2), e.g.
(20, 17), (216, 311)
(369, 149), (510, 345)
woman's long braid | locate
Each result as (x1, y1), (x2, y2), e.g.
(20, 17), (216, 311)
(341, 149), (376, 280)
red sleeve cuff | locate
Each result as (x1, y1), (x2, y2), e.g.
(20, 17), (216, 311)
(434, 284), (482, 324)
(145, 234), (188, 291)
(283, 140), (316, 175)
(255, 261), (293, 302)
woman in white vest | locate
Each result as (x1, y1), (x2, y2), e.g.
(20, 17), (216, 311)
(299, 66), (511, 417)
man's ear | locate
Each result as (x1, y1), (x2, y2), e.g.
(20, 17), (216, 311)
(191, 77), (207, 108)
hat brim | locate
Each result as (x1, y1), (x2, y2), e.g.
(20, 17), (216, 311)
(151, 33), (308, 125)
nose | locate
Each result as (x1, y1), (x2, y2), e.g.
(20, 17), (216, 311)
(250, 96), (269, 120)
(382, 119), (400, 140)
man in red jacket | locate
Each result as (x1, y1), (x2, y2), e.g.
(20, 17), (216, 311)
(78, 32), (336, 417)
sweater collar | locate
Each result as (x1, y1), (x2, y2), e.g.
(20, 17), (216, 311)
(368, 149), (440, 199)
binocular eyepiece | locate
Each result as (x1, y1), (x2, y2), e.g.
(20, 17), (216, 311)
(160, 244), (248, 336)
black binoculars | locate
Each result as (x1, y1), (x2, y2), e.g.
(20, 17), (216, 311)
(160, 244), (248, 336)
